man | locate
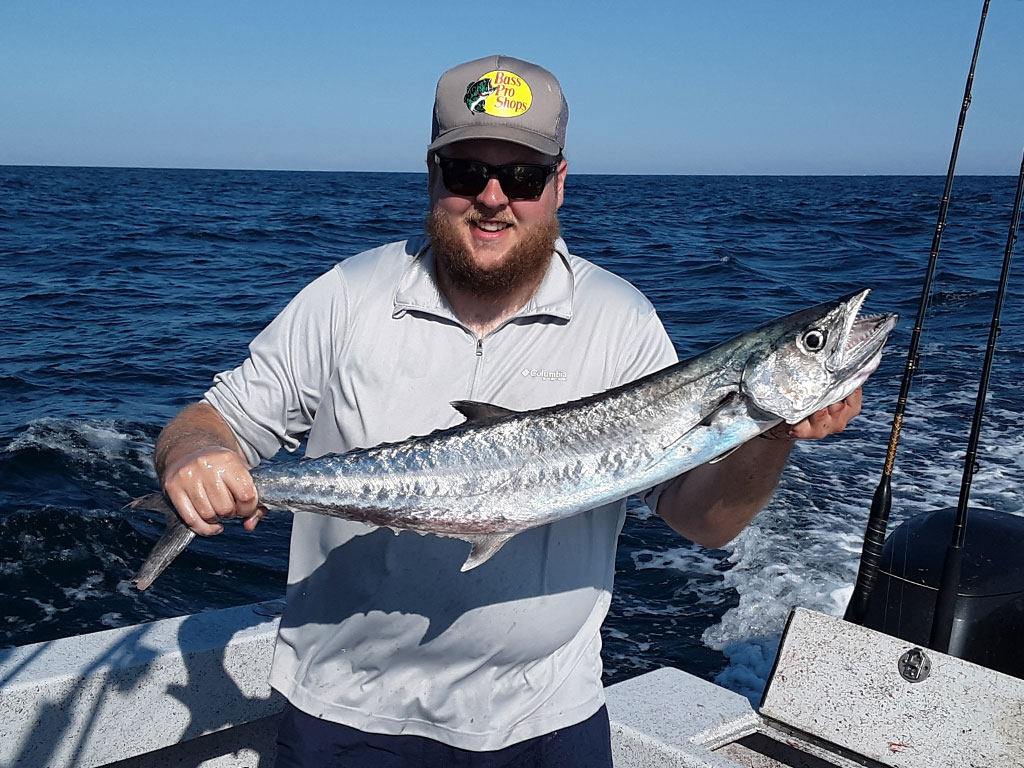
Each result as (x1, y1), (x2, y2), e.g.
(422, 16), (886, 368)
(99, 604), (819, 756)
(154, 55), (861, 766)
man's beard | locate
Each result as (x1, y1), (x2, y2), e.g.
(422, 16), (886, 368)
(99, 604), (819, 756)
(425, 208), (560, 299)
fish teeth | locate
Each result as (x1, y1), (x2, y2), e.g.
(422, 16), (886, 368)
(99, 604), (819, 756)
(845, 313), (890, 353)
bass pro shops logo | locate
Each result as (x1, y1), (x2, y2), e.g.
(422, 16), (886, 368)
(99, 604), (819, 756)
(463, 70), (533, 117)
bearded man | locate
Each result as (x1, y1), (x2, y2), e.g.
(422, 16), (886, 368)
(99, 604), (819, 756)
(153, 55), (862, 767)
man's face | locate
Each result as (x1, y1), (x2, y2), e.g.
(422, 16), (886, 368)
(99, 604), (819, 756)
(426, 139), (567, 298)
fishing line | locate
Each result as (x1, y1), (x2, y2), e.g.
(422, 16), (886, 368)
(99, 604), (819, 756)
(928, 146), (1024, 651)
(844, 0), (990, 625)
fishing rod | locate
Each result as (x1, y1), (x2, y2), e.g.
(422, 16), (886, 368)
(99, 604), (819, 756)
(928, 148), (1024, 652)
(844, 0), (990, 625)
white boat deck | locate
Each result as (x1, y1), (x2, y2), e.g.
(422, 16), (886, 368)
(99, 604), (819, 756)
(2, 603), (1022, 767)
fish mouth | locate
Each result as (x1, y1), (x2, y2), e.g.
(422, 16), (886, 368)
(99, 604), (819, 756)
(838, 290), (898, 374)
(826, 289), (898, 405)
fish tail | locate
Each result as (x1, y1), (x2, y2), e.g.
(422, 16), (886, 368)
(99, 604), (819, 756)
(127, 492), (197, 590)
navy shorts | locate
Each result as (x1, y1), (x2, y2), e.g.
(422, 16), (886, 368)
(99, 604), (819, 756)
(274, 702), (613, 768)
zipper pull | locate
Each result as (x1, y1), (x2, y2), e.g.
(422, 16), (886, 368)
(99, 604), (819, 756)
(476, 339), (483, 356)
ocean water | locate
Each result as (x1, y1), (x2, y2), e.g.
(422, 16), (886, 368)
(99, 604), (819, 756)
(3, 166), (1024, 700)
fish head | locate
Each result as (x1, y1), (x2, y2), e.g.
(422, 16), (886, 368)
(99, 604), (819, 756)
(740, 289), (898, 424)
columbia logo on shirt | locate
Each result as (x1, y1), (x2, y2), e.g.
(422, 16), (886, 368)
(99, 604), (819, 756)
(521, 368), (567, 382)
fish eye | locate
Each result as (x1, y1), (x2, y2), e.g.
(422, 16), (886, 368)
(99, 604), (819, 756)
(802, 328), (828, 352)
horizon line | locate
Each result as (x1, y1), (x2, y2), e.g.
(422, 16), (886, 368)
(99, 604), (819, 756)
(0, 163), (1014, 177)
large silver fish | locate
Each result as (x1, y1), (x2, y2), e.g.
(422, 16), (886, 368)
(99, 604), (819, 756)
(131, 289), (896, 589)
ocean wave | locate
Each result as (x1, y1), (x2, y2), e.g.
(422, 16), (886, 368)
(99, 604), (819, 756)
(3, 417), (155, 467)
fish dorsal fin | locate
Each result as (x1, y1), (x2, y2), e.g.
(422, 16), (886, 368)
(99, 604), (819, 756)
(450, 400), (518, 423)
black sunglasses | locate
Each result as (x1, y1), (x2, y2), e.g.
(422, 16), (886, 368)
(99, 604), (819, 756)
(433, 155), (559, 200)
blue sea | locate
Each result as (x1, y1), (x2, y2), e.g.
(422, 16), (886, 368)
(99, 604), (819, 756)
(3, 166), (1023, 700)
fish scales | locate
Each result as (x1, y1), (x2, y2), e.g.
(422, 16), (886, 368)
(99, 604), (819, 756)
(277, 381), (687, 526)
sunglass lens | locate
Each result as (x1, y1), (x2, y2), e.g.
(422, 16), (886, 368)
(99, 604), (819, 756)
(498, 166), (545, 199)
(440, 159), (487, 196)
(438, 158), (552, 200)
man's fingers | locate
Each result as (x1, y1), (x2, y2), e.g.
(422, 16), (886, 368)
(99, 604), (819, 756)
(194, 455), (244, 520)
(204, 479), (237, 521)
(168, 486), (223, 537)
(786, 387), (865, 440)
(830, 388), (863, 418)
(224, 469), (259, 518)
(242, 505), (269, 532)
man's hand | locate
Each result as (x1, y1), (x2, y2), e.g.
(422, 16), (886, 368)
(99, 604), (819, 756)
(759, 388), (862, 441)
(162, 446), (262, 536)
(153, 402), (263, 536)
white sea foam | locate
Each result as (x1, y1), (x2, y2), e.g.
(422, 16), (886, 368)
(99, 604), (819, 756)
(632, 545), (722, 576)
(62, 574), (105, 601)
(631, 545), (729, 606)
(6, 417), (155, 481)
(24, 598), (63, 620)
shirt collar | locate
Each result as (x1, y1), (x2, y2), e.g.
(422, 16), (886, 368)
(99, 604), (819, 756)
(393, 236), (575, 324)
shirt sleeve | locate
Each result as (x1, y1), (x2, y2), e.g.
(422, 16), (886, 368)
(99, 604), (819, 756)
(203, 267), (347, 466)
(611, 306), (678, 387)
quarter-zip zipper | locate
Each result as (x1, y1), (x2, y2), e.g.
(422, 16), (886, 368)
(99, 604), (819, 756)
(468, 314), (531, 400)
(469, 335), (485, 399)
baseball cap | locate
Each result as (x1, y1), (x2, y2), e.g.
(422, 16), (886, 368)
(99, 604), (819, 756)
(428, 55), (568, 157)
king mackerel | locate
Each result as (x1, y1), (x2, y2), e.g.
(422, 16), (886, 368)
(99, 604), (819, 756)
(132, 289), (896, 589)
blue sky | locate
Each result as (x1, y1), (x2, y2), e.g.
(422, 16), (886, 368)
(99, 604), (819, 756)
(2, 1), (1021, 174)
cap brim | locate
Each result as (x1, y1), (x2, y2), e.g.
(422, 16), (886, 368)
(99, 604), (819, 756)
(428, 125), (561, 157)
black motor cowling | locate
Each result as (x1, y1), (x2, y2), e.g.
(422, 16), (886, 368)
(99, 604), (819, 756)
(859, 507), (1024, 680)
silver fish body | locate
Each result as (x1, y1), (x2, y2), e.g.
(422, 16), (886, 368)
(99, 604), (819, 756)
(131, 289), (896, 589)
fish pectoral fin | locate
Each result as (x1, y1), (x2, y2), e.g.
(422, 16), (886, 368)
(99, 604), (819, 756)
(638, 392), (743, 474)
(450, 400), (519, 424)
(459, 533), (513, 571)
(128, 492), (197, 590)
(697, 391), (740, 426)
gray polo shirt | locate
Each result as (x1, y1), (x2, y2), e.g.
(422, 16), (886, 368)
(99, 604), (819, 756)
(204, 235), (677, 750)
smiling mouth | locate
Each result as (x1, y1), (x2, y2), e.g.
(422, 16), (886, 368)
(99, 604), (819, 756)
(474, 220), (511, 233)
